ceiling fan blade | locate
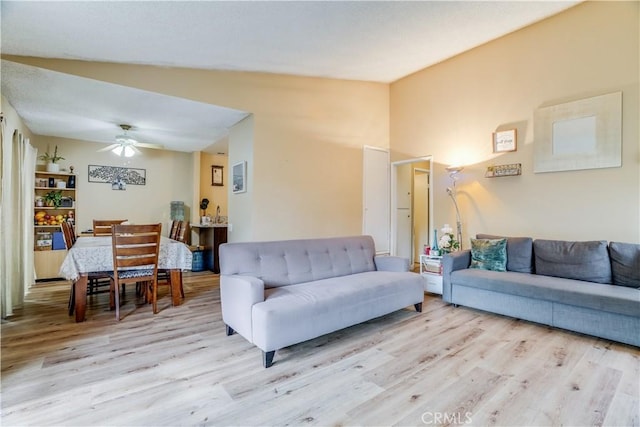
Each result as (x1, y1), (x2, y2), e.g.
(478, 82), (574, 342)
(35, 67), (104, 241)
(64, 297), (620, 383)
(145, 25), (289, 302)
(133, 141), (164, 150)
(98, 143), (119, 152)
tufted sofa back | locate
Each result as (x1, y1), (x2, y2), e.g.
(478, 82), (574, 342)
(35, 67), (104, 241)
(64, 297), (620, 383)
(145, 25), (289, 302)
(219, 235), (377, 287)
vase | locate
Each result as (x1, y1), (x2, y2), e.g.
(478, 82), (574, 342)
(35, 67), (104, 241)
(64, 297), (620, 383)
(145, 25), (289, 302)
(46, 162), (59, 173)
(432, 229), (440, 256)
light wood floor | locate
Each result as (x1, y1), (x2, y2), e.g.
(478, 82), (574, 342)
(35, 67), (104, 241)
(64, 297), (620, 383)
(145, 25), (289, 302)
(2, 272), (639, 426)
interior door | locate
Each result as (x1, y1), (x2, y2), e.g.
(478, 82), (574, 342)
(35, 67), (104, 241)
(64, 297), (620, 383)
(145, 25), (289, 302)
(395, 163), (412, 259)
(363, 147), (390, 254)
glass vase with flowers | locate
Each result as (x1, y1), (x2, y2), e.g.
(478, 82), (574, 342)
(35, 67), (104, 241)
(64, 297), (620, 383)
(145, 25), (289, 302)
(438, 224), (460, 254)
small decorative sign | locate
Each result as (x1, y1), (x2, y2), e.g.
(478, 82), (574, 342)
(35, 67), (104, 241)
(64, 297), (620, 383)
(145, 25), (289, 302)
(493, 129), (517, 153)
(485, 163), (522, 178)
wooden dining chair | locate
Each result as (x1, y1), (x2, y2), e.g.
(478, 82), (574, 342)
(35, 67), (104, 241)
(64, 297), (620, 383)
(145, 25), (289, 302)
(169, 220), (180, 240)
(110, 223), (162, 320)
(158, 220), (186, 298)
(62, 221), (111, 316)
(175, 221), (188, 243)
(61, 221), (76, 248)
(93, 219), (128, 236)
(61, 221), (78, 315)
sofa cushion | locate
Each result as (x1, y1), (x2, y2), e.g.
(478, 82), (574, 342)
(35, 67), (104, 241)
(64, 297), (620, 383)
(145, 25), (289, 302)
(609, 242), (640, 288)
(476, 234), (534, 273)
(220, 235), (377, 287)
(534, 239), (611, 284)
(252, 270), (424, 351)
(470, 238), (507, 272)
(450, 269), (640, 318)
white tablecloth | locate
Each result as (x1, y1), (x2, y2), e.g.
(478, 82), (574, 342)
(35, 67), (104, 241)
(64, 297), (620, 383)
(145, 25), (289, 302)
(59, 236), (193, 281)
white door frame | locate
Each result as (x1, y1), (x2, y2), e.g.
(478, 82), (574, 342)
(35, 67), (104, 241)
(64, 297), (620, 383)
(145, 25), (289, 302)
(412, 167), (430, 264)
(390, 156), (433, 256)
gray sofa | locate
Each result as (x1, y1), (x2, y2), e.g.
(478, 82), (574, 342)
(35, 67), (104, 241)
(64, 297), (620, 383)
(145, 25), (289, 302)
(443, 235), (640, 347)
(219, 235), (424, 367)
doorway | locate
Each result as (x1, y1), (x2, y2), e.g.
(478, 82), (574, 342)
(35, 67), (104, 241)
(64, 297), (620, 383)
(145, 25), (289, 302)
(363, 146), (390, 254)
(391, 157), (433, 268)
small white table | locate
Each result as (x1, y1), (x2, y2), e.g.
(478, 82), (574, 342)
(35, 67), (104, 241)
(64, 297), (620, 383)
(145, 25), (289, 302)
(419, 254), (443, 295)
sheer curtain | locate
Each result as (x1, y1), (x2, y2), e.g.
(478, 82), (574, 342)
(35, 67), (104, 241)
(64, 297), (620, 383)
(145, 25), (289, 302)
(1, 118), (37, 318)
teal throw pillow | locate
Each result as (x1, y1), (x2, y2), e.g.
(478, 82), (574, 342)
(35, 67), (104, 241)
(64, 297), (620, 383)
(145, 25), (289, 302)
(470, 238), (507, 272)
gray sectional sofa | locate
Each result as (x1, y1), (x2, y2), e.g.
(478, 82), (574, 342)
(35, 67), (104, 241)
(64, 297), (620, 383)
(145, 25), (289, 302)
(443, 234), (640, 346)
(219, 235), (424, 367)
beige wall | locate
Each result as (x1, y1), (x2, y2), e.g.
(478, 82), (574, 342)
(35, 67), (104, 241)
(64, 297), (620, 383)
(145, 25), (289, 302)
(28, 136), (194, 235)
(227, 115), (254, 242)
(199, 152), (228, 217)
(390, 1), (639, 244)
(5, 57), (390, 242)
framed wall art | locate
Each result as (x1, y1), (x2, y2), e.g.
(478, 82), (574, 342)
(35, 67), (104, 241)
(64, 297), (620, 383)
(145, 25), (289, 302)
(212, 165), (224, 186)
(533, 91), (622, 173)
(88, 165), (146, 185)
(232, 161), (246, 194)
(493, 129), (517, 153)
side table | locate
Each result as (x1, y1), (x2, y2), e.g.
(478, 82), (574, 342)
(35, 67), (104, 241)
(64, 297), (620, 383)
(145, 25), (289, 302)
(419, 254), (443, 295)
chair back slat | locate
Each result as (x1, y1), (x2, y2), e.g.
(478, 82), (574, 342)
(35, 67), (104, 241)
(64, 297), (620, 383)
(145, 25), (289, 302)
(94, 219), (127, 236)
(116, 256), (158, 268)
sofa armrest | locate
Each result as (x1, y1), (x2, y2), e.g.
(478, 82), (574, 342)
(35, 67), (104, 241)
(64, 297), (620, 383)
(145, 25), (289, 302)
(374, 255), (410, 272)
(442, 250), (471, 303)
(220, 274), (265, 342)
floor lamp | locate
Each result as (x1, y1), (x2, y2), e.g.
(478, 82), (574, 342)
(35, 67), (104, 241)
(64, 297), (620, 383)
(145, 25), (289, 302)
(445, 165), (464, 249)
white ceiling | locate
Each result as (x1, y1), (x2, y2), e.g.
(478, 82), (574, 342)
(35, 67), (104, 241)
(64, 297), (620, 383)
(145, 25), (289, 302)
(0, 1), (580, 154)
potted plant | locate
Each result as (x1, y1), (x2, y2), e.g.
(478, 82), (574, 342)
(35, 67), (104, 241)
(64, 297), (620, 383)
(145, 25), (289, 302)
(43, 190), (63, 208)
(39, 145), (65, 172)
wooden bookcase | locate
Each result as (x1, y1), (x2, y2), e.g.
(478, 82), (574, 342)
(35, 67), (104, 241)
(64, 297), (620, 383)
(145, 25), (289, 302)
(33, 171), (76, 280)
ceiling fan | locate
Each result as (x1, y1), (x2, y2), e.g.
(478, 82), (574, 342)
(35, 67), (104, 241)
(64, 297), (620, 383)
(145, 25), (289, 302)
(98, 124), (164, 157)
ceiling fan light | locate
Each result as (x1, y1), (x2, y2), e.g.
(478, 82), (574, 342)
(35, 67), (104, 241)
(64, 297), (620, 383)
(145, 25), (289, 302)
(124, 146), (135, 157)
(112, 145), (124, 156)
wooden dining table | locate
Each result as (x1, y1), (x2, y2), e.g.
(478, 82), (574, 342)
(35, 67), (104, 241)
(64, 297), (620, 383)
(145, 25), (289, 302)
(59, 236), (193, 322)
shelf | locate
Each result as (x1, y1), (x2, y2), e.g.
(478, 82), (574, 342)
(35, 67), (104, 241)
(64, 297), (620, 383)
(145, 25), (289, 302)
(35, 171), (74, 177)
(34, 206), (75, 210)
(34, 187), (76, 191)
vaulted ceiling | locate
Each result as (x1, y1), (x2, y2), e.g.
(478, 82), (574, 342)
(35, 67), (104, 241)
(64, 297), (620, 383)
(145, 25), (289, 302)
(1, 1), (580, 154)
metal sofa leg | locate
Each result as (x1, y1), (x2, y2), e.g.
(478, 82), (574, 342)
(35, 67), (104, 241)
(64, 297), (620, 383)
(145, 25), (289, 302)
(263, 351), (275, 368)
(225, 325), (235, 336)
(414, 302), (423, 312)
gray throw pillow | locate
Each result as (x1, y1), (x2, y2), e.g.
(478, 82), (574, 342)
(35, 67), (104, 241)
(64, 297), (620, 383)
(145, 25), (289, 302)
(476, 234), (534, 273)
(534, 239), (611, 284)
(609, 242), (640, 288)
(470, 238), (507, 272)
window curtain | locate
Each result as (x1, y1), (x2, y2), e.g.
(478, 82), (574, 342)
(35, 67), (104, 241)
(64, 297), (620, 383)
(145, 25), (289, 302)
(1, 118), (37, 318)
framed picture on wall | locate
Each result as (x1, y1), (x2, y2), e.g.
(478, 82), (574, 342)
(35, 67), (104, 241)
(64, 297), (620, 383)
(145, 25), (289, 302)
(212, 165), (224, 186)
(232, 161), (246, 194)
(493, 129), (517, 153)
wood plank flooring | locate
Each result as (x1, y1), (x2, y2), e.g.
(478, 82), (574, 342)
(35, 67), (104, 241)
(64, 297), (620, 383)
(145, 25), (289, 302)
(2, 272), (639, 426)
